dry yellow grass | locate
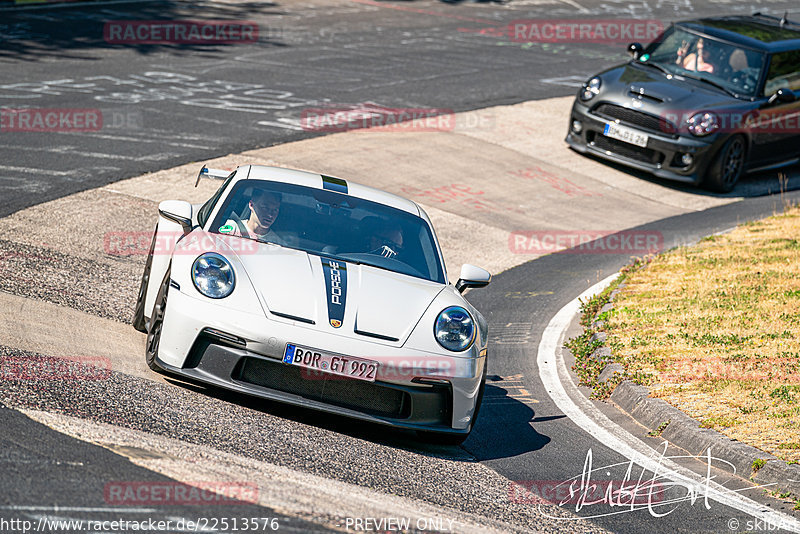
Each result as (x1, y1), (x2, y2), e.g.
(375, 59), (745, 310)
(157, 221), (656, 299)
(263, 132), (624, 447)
(607, 206), (800, 464)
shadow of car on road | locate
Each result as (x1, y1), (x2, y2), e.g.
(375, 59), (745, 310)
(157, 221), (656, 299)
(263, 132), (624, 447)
(461, 383), (554, 460)
(163, 374), (514, 460)
(578, 150), (800, 199)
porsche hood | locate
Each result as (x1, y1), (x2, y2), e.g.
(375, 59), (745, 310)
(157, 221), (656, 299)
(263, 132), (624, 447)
(229, 242), (445, 344)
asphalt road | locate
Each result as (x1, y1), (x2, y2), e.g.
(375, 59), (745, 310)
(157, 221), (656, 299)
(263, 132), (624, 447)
(2, 0), (796, 218)
(0, 401), (331, 534)
(465, 189), (800, 532)
(3, 0), (800, 533)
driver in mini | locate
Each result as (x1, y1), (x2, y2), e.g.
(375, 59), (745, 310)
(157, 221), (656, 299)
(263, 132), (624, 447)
(220, 189), (288, 245)
(676, 38), (718, 74)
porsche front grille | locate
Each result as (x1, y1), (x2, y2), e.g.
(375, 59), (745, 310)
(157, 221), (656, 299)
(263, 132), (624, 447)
(236, 356), (411, 419)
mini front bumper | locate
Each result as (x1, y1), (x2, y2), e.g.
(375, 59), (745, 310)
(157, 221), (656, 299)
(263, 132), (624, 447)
(566, 100), (725, 185)
(155, 285), (485, 433)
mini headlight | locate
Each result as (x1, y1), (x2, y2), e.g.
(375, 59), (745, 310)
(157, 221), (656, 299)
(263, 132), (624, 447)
(580, 77), (601, 101)
(192, 252), (235, 299)
(686, 112), (719, 136)
(434, 306), (476, 352)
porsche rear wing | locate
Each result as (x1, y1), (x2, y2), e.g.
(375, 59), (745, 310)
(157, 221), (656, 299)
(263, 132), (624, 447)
(195, 164), (233, 187)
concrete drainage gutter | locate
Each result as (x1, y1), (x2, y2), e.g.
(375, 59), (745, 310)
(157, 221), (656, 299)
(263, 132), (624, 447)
(590, 284), (800, 497)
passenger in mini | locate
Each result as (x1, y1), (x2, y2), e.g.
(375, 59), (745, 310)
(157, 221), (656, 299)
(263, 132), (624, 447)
(222, 189), (287, 245)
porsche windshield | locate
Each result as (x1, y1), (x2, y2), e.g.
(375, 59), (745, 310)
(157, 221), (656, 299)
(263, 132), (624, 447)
(639, 26), (766, 97)
(209, 179), (446, 284)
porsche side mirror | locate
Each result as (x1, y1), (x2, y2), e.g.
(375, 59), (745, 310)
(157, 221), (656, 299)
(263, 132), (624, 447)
(158, 200), (193, 234)
(455, 264), (491, 293)
(768, 88), (797, 105)
(627, 42), (644, 59)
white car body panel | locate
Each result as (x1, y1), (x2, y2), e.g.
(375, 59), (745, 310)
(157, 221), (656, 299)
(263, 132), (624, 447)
(137, 165), (490, 436)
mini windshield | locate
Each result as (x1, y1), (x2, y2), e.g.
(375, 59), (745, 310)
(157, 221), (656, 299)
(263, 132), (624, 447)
(209, 179), (446, 284)
(639, 26), (766, 97)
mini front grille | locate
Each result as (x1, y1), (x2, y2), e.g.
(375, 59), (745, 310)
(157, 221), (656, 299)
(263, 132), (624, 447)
(593, 103), (675, 135)
(590, 133), (664, 165)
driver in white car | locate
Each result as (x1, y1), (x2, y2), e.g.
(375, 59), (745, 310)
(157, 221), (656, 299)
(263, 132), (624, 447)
(220, 189), (289, 246)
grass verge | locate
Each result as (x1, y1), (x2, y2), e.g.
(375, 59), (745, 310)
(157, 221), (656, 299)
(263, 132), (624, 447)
(599, 206), (800, 465)
(564, 258), (654, 399)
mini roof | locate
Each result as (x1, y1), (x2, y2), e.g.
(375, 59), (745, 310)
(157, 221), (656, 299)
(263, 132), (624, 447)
(677, 14), (800, 52)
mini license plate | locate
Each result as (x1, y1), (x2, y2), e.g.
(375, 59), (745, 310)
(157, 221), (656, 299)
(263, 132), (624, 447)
(603, 122), (649, 148)
(283, 343), (378, 382)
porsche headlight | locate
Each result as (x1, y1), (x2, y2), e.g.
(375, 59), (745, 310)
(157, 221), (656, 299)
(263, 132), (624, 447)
(434, 306), (476, 352)
(192, 252), (235, 299)
(686, 112), (719, 136)
(580, 77), (601, 101)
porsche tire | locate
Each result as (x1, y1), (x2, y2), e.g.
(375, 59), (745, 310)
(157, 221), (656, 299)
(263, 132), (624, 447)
(145, 266), (170, 373)
(132, 225), (158, 333)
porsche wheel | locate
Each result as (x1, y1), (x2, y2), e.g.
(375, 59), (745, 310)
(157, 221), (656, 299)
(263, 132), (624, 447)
(145, 266), (170, 372)
(705, 135), (745, 193)
(132, 225), (158, 333)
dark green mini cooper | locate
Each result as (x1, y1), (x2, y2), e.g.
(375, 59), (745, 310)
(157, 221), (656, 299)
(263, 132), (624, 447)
(566, 13), (800, 192)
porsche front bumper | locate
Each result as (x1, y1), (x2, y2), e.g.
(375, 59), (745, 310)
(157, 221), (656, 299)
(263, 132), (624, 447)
(155, 285), (485, 433)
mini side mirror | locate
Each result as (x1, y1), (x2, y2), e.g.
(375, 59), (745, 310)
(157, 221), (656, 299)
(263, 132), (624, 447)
(455, 264), (491, 293)
(768, 87), (797, 105)
(627, 42), (644, 59)
(158, 200), (193, 234)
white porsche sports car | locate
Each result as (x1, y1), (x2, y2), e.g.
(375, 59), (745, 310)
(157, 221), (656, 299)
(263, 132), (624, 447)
(133, 165), (492, 444)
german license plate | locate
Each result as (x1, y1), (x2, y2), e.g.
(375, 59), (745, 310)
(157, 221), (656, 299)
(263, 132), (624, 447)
(283, 343), (377, 382)
(603, 122), (649, 148)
